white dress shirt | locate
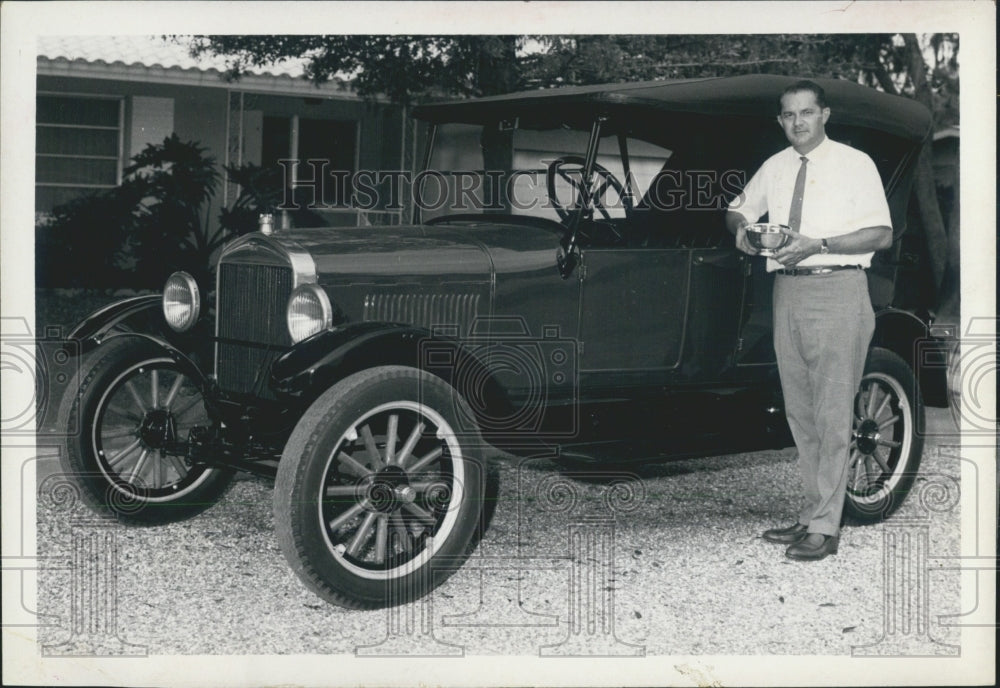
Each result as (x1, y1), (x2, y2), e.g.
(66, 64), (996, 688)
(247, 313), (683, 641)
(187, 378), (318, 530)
(729, 136), (892, 271)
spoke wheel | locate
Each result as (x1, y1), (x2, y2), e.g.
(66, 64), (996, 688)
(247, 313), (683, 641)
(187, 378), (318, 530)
(94, 361), (210, 498)
(319, 401), (464, 579)
(61, 338), (234, 522)
(275, 366), (488, 609)
(844, 347), (924, 524)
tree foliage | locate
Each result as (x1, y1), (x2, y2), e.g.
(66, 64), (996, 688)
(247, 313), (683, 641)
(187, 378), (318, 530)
(189, 34), (958, 125)
(189, 35), (521, 102)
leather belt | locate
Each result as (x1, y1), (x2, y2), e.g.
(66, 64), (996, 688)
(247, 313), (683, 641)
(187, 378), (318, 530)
(775, 265), (864, 276)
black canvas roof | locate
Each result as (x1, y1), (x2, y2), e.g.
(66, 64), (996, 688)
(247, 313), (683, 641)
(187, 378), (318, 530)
(412, 75), (931, 141)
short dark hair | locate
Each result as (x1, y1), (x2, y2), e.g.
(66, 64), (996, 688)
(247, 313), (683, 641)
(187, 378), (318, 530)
(778, 80), (827, 112)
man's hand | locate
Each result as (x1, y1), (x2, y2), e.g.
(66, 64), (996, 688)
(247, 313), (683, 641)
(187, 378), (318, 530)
(773, 227), (822, 266)
(734, 223), (759, 256)
(726, 211), (759, 256)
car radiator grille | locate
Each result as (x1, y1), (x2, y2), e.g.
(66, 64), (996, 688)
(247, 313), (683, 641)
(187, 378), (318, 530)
(216, 263), (293, 396)
(363, 293), (481, 336)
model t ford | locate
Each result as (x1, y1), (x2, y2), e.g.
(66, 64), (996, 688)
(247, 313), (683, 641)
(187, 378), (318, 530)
(61, 75), (936, 608)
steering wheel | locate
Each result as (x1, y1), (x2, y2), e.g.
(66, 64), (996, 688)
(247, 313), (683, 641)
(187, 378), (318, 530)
(546, 156), (628, 226)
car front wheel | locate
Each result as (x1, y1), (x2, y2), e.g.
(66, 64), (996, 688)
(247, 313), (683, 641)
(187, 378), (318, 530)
(274, 366), (488, 609)
(843, 347), (925, 523)
(61, 338), (234, 523)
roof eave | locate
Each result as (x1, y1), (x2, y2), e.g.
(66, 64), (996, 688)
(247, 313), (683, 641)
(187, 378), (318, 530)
(37, 57), (377, 102)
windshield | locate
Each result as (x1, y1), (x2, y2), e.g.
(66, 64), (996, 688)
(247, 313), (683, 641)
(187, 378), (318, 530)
(420, 122), (671, 225)
(419, 118), (748, 250)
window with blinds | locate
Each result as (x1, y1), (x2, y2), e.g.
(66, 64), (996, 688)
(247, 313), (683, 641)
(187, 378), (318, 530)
(35, 94), (123, 214)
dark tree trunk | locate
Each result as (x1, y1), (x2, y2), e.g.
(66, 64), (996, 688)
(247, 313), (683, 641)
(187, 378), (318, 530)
(479, 127), (513, 212)
(476, 37), (518, 211)
(475, 36), (519, 97)
(911, 144), (948, 299)
(903, 34), (949, 299)
(938, 166), (960, 320)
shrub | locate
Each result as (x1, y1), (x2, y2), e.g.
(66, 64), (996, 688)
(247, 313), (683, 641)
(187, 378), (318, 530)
(36, 135), (284, 292)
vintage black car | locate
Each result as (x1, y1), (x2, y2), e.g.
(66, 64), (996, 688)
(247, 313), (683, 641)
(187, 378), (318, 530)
(61, 75), (935, 609)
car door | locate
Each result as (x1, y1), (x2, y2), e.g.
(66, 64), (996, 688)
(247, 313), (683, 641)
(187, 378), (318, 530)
(576, 247), (690, 391)
(735, 256), (778, 368)
(577, 240), (748, 388)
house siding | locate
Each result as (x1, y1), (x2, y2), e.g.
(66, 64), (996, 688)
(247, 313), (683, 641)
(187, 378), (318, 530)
(130, 96), (175, 160)
(37, 74), (407, 232)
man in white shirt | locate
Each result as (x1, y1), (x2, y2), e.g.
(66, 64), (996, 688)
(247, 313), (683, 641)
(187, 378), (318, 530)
(725, 80), (892, 561)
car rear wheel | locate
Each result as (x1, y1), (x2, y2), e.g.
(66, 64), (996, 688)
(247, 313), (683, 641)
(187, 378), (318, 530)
(843, 347), (925, 524)
(61, 338), (234, 523)
(274, 366), (488, 609)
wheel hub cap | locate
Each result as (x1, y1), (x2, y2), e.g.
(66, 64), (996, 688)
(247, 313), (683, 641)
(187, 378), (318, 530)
(367, 465), (411, 513)
(854, 418), (880, 455)
(139, 409), (176, 449)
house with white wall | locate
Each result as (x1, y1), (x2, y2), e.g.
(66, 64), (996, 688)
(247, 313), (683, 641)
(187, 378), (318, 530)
(36, 35), (410, 230)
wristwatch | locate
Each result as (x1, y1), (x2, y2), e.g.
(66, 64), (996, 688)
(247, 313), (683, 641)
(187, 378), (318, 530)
(820, 238), (830, 255)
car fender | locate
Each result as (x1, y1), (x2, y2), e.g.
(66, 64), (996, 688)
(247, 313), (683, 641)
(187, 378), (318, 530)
(871, 307), (948, 405)
(67, 294), (212, 362)
(67, 295), (164, 349)
(872, 307), (927, 371)
(95, 331), (210, 388)
(270, 321), (513, 422)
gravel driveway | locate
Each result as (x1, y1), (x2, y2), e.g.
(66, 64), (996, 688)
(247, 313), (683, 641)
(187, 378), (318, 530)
(34, 409), (962, 659)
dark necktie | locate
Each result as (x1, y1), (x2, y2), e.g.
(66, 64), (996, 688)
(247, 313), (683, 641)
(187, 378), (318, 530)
(787, 156), (808, 232)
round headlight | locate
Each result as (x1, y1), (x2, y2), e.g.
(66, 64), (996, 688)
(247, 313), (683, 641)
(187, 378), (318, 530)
(162, 271), (200, 332)
(287, 284), (333, 343)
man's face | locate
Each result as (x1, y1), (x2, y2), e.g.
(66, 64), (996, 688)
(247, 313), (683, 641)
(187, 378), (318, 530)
(777, 90), (830, 154)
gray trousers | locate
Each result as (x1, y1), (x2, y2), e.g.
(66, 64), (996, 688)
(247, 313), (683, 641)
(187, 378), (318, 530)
(773, 270), (875, 536)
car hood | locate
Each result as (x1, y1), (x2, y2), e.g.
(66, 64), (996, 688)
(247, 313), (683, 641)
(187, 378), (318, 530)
(275, 220), (564, 283)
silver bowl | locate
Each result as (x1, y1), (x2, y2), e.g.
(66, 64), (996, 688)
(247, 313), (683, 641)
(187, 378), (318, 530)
(745, 223), (790, 256)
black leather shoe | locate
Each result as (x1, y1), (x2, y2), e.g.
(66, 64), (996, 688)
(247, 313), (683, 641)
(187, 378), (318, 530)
(762, 523), (808, 544)
(785, 533), (839, 561)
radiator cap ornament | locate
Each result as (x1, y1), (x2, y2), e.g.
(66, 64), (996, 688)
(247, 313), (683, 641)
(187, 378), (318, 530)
(258, 213), (275, 235)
